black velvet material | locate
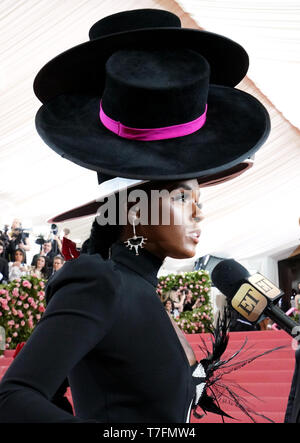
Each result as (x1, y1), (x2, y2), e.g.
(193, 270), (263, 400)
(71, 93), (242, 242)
(33, 9), (249, 102)
(89, 9), (181, 40)
(102, 49), (209, 127)
(0, 243), (196, 423)
(35, 84), (270, 181)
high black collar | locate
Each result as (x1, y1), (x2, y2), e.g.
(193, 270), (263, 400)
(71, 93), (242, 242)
(110, 240), (163, 288)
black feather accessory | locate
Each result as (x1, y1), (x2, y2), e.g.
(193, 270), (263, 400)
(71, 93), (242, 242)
(189, 308), (286, 423)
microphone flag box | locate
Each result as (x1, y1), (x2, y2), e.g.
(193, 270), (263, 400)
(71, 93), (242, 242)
(231, 273), (283, 323)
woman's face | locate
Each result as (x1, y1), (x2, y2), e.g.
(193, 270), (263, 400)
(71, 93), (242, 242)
(137, 179), (204, 260)
(37, 257), (46, 268)
(15, 250), (24, 262)
(165, 300), (172, 311)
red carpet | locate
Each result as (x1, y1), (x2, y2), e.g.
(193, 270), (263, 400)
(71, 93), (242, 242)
(0, 330), (295, 423)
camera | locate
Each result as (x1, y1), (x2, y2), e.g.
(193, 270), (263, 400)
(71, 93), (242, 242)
(11, 228), (29, 245)
(51, 224), (58, 235)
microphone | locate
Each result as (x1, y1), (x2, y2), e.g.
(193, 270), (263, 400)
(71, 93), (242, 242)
(211, 259), (299, 339)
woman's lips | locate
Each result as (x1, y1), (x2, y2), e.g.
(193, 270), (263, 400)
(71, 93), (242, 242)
(186, 229), (201, 244)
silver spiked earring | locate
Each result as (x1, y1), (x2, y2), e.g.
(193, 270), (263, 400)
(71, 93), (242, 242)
(124, 215), (147, 256)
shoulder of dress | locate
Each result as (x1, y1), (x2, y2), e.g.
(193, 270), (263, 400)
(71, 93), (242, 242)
(62, 253), (118, 276)
(45, 253), (122, 305)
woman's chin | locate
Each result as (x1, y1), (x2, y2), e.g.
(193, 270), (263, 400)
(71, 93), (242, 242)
(169, 245), (197, 260)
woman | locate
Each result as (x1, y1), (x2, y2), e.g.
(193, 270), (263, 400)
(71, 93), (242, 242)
(8, 248), (28, 282)
(164, 298), (180, 319)
(30, 255), (47, 279)
(0, 9), (270, 423)
(0, 241), (9, 283)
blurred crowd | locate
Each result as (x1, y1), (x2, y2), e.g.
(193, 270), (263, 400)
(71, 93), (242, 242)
(0, 219), (80, 284)
(163, 289), (203, 319)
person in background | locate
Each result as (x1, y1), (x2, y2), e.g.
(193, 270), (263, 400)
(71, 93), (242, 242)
(0, 242), (8, 283)
(164, 299), (180, 319)
(61, 229), (80, 261)
(48, 256), (65, 279)
(31, 240), (56, 271)
(8, 249), (28, 281)
(30, 255), (48, 280)
(168, 289), (186, 313)
(5, 219), (31, 263)
(294, 282), (300, 311)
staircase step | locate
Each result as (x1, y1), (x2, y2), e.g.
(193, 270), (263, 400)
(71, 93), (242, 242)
(191, 410), (285, 423)
(0, 357), (13, 366)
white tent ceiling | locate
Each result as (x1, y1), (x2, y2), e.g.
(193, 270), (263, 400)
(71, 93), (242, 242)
(1, 0), (299, 274)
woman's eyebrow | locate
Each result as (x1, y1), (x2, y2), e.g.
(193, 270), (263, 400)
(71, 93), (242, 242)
(166, 183), (198, 192)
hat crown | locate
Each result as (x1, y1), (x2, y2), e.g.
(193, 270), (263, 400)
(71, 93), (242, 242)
(102, 48), (210, 129)
(89, 9), (181, 40)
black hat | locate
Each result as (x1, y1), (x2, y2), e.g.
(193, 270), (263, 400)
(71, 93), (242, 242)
(34, 9), (270, 222)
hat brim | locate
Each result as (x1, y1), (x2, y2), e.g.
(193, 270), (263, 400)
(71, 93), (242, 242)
(36, 85), (270, 184)
(33, 27), (249, 103)
(48, 160), (253, 223)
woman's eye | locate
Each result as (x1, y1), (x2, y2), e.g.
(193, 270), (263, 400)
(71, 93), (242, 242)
(174, 192), (189, 202)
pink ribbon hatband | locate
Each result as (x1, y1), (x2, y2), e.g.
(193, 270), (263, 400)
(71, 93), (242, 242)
(99, 102), (207, 141)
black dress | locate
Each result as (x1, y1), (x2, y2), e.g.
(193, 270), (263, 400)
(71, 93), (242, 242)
(0, 240), (196, 423)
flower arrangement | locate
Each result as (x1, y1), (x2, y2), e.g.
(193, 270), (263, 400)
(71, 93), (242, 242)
(157, 270), (213, 333)
(0, 274), (47, 350)
(175, 307), (213, 334)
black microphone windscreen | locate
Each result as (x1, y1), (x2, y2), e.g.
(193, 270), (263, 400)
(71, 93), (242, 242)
(211, 259), (251, 300)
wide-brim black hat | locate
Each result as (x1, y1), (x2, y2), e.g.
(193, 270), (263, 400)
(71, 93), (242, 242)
(34, 9), (270, 223)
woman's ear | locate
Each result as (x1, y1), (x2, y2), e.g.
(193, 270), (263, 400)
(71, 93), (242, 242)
(128, 205), (140, 225)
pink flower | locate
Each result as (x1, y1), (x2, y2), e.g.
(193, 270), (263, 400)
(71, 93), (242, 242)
(15, 278), (21, 283)
(23, 303), (29, 309)
(21, 320), (25, 326)
(15, 324), (19, 329)
(36, 314), (41, 320)
(12, 308), (18, 316)
(17, 301), (22, 306)
(6, 337), (12, 343)
(38, 305), (45, 313)
(39, 281), (45, 289)
(27, 297), (33, 304)
(12, 288), (19, 297)
(17, 311), (24, 318)
(22, 280), (32, 289)
(12, 332), (18, 337)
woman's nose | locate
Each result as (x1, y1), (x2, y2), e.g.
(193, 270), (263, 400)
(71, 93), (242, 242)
(192, 202), (204, 222)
